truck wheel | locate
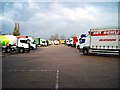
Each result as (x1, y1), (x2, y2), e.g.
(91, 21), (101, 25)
(30, 46), (34, 50)
(7, 48), (10, 53)
(77, 45), (79, 49)
(19, 48), (24, 53)
(2, 49), (6, 53)
(83, 49), (89, 55)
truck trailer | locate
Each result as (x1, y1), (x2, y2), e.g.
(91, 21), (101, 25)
(79, 29), (120, 55)
(1, 35), (30, 53)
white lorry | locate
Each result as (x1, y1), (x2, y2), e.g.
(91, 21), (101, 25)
(76, 34), (86, 49)
(16, 36), (37, 50)
(54, 40), (59, 45)
(65, 39), (70, 45)
(28, 36), (37, 49)
(2, 35), (30, 53)
(40, 39), (47, 46)
(69, 38), (73, 46)
(79, 29), (120, 55)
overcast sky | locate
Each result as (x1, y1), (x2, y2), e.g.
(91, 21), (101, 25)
(0, 0), (119, 39)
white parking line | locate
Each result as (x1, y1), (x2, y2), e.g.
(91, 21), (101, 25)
(55, 66), (59, 90)
(9, 69), (56, 72)
(28, 70), (34, 71)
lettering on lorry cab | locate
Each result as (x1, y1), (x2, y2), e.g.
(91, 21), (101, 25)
(91, 30), (120, 36)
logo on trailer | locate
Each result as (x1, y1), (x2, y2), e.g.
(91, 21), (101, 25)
(91, 30), (120, 36)
(99, 39), (116, 41)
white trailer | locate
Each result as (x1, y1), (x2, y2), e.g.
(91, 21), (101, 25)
(79, 29), (120, 55)
(2, 35), (30, 53)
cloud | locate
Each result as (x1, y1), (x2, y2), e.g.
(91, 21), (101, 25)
(1, 0), (120, 2)
(1, 2), (118, 39)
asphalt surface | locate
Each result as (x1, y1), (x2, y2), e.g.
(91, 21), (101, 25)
(2, 45), (119, 89)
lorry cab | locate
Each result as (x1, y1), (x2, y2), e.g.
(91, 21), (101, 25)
(40, 39), (47, 46)
(79, 29), (120, 55)
(17, 38), (30, 53)
(28, 37), (37, 50)
(69, 38), (73, 46)
(76, 37), (80, 49)
(65, 39), (70, 45)
(54, 40), (59, 45)
(79, 34), (90, 55)
(16, 36), (37, 50)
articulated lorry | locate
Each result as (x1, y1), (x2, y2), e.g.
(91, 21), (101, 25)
(0, 35), (30, 53)
(79, 29), (120, 55)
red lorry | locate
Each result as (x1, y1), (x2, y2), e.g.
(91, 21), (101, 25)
(69, 37), (77, 47)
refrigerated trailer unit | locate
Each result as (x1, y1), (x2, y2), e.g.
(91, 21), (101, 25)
(79, 29), (120, 55)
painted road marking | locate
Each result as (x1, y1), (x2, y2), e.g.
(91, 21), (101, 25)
(55, 66), (59, 90)
(9, 69), (56, 72)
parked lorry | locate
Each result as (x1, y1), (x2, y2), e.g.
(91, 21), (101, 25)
(69, 37), (77, 47)
(40, 39), (47, 46)
(76, 34), (86, 49)
(54, 40), (59, 45)
(59, 40), (64, 44)
(0, 35), (30, 53)
(16, 36), (37, 50)
(79, 29), (120, 55)
(34, 38), (40, 46)
(64, 39), (70, 45)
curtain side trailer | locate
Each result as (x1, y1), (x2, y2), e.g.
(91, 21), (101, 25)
(79, 29), (120, 55)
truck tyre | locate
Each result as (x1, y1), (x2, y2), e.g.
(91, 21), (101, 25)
(19, 48), (24, 53)
(2, 49), (6, 53)
(83, 49), (89, 55)
(7, 48), (10, 53)
(30, 46), (35, 50)
(77, 45), (79, 49)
